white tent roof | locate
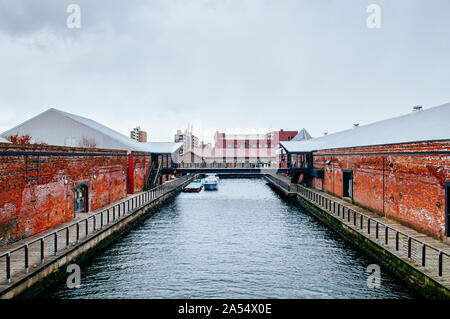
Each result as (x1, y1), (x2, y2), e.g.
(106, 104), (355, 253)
(281, 102), (450, 153)
(0, 137), (11, 144)
(1, 108), (182, 153)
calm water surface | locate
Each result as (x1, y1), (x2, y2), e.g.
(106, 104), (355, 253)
(48, 178), (418, 298)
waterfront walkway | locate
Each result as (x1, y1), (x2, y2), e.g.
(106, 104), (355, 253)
(266, 174), (450, 296)
(0, 175), (191, 297)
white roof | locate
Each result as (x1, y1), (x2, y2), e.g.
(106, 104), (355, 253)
(281, 102), (450, 152)
(0, 137), (11, 144)
(144, 142), (182, 153)
(1, 108), (182, 153)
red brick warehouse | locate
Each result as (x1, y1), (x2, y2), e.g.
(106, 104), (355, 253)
(0, 109), (182, 246)
(281, 103), (450, 240)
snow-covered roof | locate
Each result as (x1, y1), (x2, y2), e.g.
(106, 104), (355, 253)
(281, 102), (450, 152)
(291, 128), (312, 141)
(0, 137), (11, 144)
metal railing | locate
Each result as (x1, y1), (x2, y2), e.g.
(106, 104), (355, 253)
(269, 177), (450, 282)
(0, 174), (192, 285)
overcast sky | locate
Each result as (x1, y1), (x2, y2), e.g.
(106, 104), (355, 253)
(0, 0), (449, 143)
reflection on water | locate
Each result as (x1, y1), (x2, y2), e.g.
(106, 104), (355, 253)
(48, 179), (418, 299)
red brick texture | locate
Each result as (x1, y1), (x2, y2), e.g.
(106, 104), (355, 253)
(310, 141), (450, 239)
(0, 144), (141, 245)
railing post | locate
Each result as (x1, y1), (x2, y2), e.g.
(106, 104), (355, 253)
(66, 227), (70, 248)
(421, 244), (426, 269)
(6, 252), (11, 284)
(395, 232), (399, 252)
(439, 251), (443, 279)
(367, 219), (371, 235)
(376, 222), (379, 241)
(85, 219), (89, 237)
(54, 232), (58, 256)
(40, 237), (45, 264)
(25, 244), (29, 273)
(107, 209), (110, 224)
(76, 223), (80, 243)
(100, 211), (103, 229)
(407, 237), (412, 260)
(360, 215), (363, 230)
(93, 215), (96, 232)
(385, 227), (389, 246)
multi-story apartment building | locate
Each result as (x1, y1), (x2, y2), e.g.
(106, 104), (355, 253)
(214, 129), (300, 149)
(130, 126), (148, 143)
(174, 127), (199, 155)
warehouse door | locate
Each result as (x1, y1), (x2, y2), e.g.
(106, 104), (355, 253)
(343, 170), (353, 199)
(74, 184), (88, 214)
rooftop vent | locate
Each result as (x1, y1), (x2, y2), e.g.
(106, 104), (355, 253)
(412, 105), (423, 112)
(324, 132), (328, 135)
(353, 123), (359, 127)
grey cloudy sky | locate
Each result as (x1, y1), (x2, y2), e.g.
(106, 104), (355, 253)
(0, 0), (449, 143)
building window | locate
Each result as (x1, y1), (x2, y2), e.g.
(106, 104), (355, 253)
(234, 144), (238, 148)
(228, 144), (231, 148)
(253, 144), (256, 148)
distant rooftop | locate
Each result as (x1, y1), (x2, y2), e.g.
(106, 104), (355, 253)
(291, 128), (312, 141)
(281, 102), (450, 153)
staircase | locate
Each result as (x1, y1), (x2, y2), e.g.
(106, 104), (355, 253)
(144, 160), (162, 191)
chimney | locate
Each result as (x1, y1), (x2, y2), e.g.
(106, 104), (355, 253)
(412, 105), (423, 112)
(353, 123), (359, 128)
(324, 132), (328, 135)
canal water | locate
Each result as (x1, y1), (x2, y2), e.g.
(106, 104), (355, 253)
(48, 178), (418, 298)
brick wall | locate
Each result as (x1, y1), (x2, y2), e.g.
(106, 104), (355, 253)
(132, 153), (151, 193)
(310, 141), (450, 239)
(0, 144), (129, 246)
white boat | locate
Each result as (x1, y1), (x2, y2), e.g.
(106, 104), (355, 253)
(204, 174), (219, 190)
